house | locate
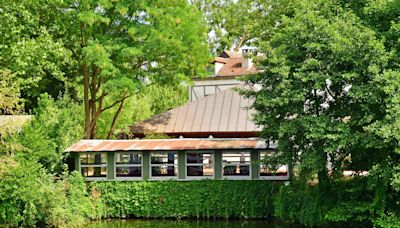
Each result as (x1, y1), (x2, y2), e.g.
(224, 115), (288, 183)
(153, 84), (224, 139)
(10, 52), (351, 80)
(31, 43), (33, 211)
(66, 48), (289, 181)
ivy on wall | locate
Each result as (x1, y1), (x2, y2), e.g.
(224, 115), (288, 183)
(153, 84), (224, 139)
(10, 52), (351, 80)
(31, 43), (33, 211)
(91, 180), (281, 219)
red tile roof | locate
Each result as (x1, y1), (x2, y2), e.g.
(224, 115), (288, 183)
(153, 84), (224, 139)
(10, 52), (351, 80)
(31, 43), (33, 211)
(66, 138), (273, 152)
(220, 50), (242, 58)
(216, 57), (257, 77)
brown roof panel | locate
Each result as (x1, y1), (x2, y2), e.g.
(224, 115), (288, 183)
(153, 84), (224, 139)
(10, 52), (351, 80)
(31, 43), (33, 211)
(218, 89), (233, 132)
(227, 91), (241, 132)
(236, 95), (249, 131)
(130, 88), (262, 136)
(200, 95), (215, 132)
(191, 97), (207, 132)
(209, 90), (225, 132)
(66, 138), (274, 152)
(182, 100), (198, 132)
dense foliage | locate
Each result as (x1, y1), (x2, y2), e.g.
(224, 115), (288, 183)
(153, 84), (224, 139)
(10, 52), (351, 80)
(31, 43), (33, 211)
(91, 180), (280, 219)
(0, 168), (103, 227)
(243, 0), (400, 226)
(0, 96), (104, 226)
(0, 0), (209, 139)
(1, 0), (399, 226)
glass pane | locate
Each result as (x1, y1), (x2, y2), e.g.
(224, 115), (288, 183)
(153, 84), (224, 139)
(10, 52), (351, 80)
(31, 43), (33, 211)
(223, 165), (250, 176)
(80, 153), (107, 165)
(151, 152), (177, 165)
(259, 151), (273, 161)
(187, 165), (214, 177)
(260, 165), (288, 176)
(116, 152), (141, 165)
(81, 167), (107, 178)
(151, 165), (177, 177)
(187, 153), (213, 165)
(116, 167), (142, 177)
(222, 152), (250, 164)
(259, 151), (288, 176)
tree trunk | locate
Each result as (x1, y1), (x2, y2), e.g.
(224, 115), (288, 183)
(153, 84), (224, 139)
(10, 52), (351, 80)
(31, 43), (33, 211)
(81, 22), (91, 140)
(90, 65), (98, 139)
(106, 93), (128, 139)
(318, 151), (329, 193)
(83, 63), (91, 139)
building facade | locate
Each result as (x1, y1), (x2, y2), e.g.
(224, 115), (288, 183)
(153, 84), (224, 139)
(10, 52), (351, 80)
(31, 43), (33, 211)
(67, 49), (289, 181)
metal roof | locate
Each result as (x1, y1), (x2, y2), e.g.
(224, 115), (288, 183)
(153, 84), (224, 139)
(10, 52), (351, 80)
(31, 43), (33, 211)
(66, 138), (274, 152)
(130, 88), (262, 136)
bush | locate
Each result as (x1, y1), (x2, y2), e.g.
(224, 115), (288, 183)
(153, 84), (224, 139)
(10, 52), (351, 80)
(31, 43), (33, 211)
(0, 162), (104, 227)
(16, 94), (83, 174)
(273, 177), (399, 227)
(91, 180), (281, 219)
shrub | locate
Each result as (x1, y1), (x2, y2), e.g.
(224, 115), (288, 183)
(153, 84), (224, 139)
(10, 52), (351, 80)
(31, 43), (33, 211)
(0, 162), (104, 227)
(91, 180), (281, 219)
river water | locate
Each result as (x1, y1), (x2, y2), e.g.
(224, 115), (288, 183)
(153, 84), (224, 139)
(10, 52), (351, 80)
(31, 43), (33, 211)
(87, 219), (303, 228)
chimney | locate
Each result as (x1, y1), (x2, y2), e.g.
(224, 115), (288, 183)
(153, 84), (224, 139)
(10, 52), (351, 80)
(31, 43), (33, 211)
(214, 62), (224, 75)
(242, 47), (254, 69)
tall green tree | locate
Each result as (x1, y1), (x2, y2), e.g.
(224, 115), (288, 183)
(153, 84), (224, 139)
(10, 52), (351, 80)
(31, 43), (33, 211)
(67, 0), (210, 139)
(0, 0), (210, 139)
(243, 0), (394, 187)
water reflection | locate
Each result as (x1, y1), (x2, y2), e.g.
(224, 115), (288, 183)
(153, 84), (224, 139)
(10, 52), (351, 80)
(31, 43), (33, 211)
(88, 219), (302, 228)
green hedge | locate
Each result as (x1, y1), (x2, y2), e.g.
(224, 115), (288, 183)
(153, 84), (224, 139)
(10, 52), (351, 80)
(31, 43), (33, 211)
(91, 180), (281, 219)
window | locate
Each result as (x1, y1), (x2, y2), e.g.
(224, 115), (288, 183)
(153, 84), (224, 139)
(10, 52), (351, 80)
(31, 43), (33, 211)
(80, 153), (107, 179)
(186, 152), (214, 178)
(259, 151), (288, 180)
(150, 152), (178, 178)
(115, 152), (142, 178)
(222, 151), (251, 178)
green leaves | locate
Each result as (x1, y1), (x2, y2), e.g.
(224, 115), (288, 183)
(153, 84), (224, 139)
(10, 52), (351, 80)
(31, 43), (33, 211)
(244, 0), (396, 187)
(92, 180), (281, 219)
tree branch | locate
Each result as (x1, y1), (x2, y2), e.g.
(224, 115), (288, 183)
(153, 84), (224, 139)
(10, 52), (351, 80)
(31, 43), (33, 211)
(107, 92), (129, 139)
(100, 93), (131, 113)
(89, 92), (107, 132)
(100, 83), (155, 113)
(325, 85), (336, 101)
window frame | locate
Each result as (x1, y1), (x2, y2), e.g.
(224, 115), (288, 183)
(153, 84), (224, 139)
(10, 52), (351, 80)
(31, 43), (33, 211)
(185, 150), (215, 180)
(149, 151), (178, 180)
(114, 151), (143, 180)
(259, 151), (289, 180)
(221, 151), (252, 180)
(79, 152), (108, 180)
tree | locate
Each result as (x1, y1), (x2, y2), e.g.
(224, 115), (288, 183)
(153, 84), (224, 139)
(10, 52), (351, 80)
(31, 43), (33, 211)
(243, 0), (392, 188)
(190, 0), (299, 53)
(95, 84), (188, 139)
(0, 69), (22, 114)
(64, 0), (210, 139)
(0, 0), (210, 139)
(0, 1), (75, 111)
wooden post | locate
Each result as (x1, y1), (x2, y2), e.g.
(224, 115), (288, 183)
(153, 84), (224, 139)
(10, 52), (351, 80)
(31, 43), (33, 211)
(214, 150), (222, 179)
(107, 152), (115, 180)
(142, 152), (150, 179)
(74, 153), (80, 172)
(178, 151), (186, 179)
(251, 150), (259, 180)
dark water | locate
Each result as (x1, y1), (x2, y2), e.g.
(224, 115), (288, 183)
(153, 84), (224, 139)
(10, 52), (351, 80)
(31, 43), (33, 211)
(87, 219), (303, 228)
